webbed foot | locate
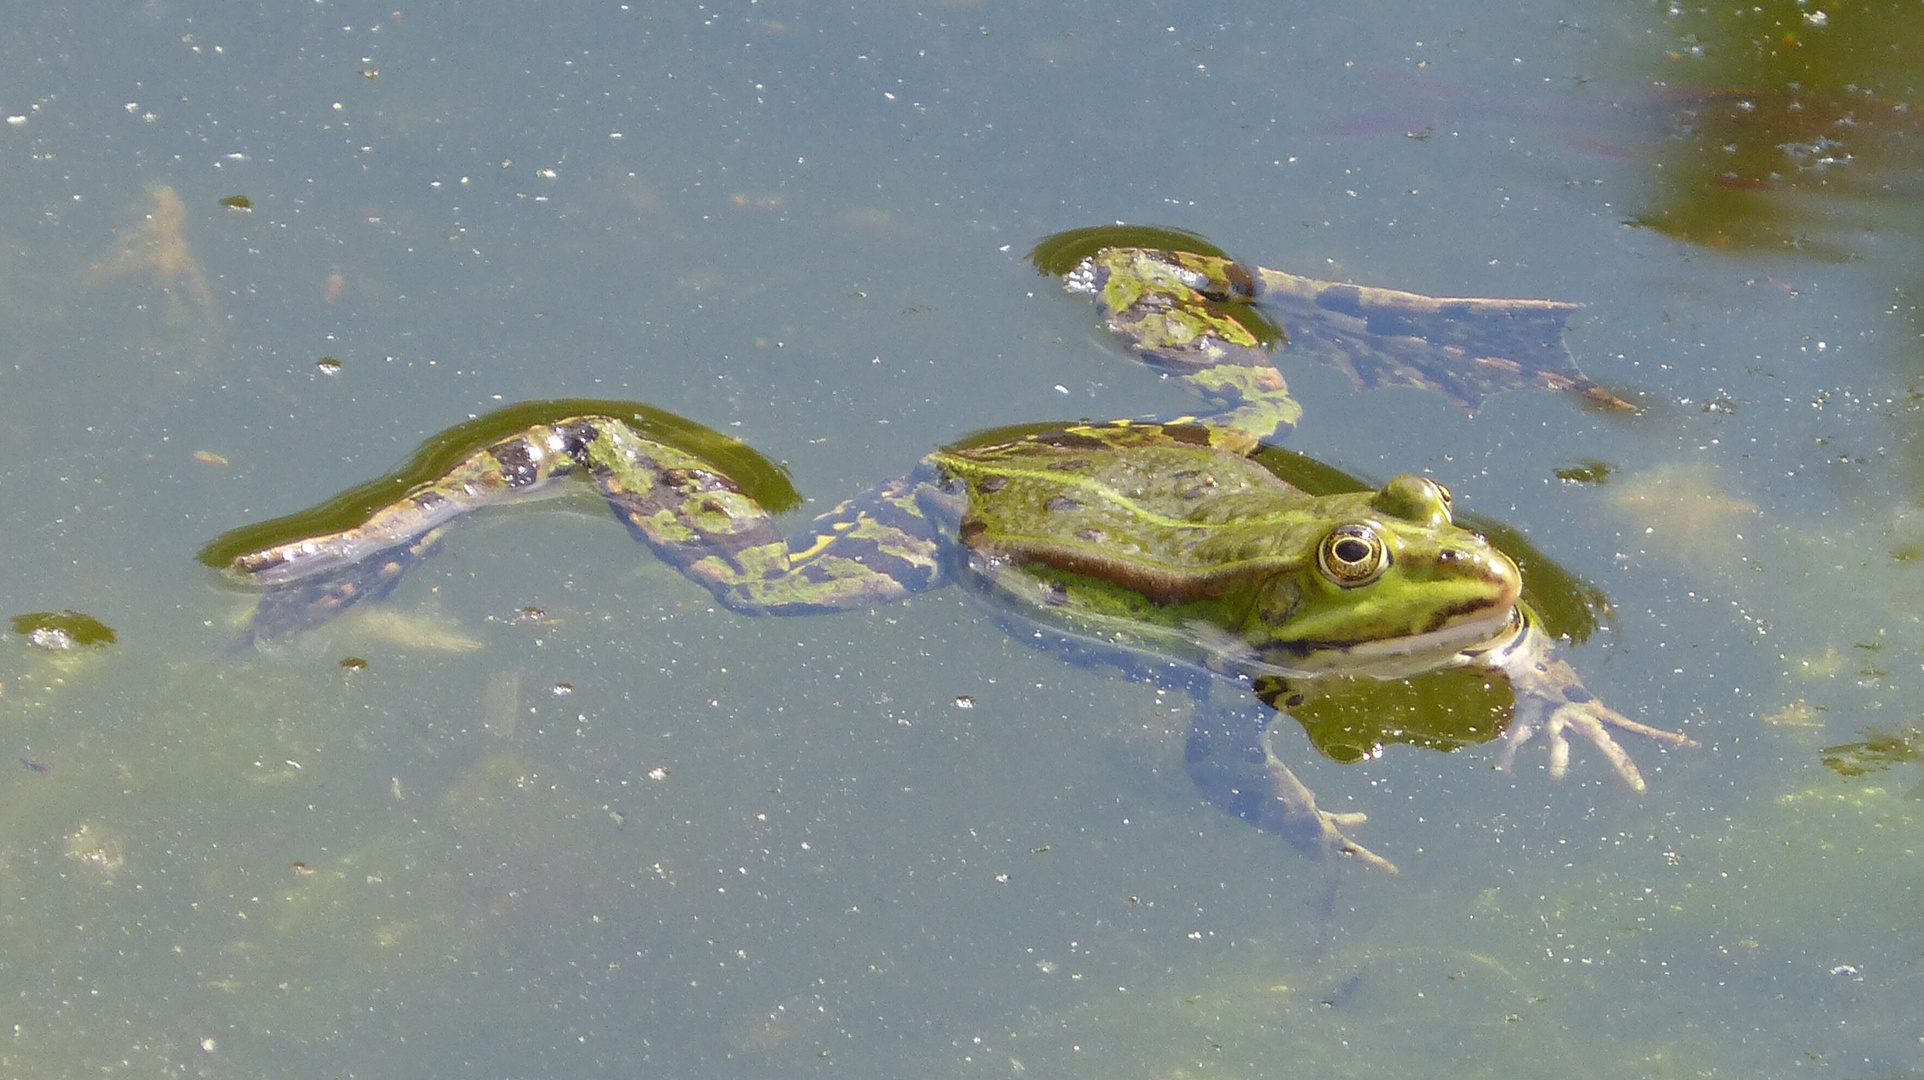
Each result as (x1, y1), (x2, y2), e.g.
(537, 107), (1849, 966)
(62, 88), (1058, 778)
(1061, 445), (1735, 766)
(228, 527), (447, 651)
(1495, 655), (1696, 790)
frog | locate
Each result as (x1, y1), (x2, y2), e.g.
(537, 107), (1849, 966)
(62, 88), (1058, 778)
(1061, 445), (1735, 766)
(200, 225), (1693, 872)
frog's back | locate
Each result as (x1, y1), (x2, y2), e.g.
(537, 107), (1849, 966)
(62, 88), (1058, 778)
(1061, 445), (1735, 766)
(932, 422), (1333, 587)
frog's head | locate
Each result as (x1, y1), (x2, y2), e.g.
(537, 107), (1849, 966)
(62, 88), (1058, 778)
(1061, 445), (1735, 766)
(1247, 475), (1523, 675)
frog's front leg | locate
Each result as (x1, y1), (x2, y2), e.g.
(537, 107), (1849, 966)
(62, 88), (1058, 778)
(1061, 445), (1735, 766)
(1185, 699), (1397, 873)
(1487, 627), (1696, 789)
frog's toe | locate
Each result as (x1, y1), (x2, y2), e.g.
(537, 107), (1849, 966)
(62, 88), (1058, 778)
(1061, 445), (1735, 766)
(1602, 712), (1699, 748)
(1492, 715), (1537, 775)
(1564, 711), (1647, 791)
(1542, 719), (1572, 779)
(1284, 804), (1395, 873)
(1330, 825), (1398, 874)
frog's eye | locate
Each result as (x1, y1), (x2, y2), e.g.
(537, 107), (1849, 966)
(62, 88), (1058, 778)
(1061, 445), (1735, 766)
(1317, 523), (1389, 587)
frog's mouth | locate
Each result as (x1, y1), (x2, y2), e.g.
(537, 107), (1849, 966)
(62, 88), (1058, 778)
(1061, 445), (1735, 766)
(1303, 603), (1523, 674)
(1206, 597), (1524, 681)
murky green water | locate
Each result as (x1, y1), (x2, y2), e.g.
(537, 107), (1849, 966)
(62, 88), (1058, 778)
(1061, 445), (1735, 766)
(3, 2), (1921, 1077)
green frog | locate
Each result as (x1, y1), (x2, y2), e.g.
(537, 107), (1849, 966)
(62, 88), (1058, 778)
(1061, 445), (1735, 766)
(200, 225), (1692, 871)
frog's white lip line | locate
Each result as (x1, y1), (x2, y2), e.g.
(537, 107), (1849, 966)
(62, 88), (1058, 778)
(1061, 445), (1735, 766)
(1225, 602), (1519, 679)
(1321, 605), (1517, 661)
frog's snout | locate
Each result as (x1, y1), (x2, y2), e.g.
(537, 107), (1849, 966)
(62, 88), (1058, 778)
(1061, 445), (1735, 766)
(1437, 539), (1523, 608)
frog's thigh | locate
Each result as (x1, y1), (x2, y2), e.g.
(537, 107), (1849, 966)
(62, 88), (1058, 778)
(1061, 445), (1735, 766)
(722, 475), (948, 614)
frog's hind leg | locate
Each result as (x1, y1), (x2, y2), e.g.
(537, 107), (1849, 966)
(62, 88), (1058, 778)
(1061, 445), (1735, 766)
(216, 410), (949, 644)
(215, 417), (608, 649)
(594, 452), (949, 614)
(1185, 698), (1396, 873)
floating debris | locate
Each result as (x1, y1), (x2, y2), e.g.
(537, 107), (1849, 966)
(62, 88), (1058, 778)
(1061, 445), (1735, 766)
(1555, 460), (1613, 485)
(1761, 699), (1824, 728)
(1821, 726), (1919, 777)
(11, 610), (117, 650)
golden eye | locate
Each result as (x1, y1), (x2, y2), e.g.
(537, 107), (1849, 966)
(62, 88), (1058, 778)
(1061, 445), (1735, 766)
(1318, 523), (1388, 586)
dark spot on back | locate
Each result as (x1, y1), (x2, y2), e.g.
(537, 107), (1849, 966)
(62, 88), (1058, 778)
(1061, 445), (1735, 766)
(1219, 261), (1261, 302)
(1178, 477), (1218, 499)
(1038, 431), (1111, 451)
(491, 440), (541, 487)
(554, 420), (601, 461)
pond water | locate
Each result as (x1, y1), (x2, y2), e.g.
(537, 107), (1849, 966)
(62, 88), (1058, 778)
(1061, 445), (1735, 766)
(3, 2), (1921, 1077)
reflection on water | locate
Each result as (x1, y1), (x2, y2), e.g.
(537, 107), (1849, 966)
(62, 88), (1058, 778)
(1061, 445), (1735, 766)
(1633, 4), (1924, 257)
(1340, 8), (1924, 259)
(1634, 83), (1924, 257)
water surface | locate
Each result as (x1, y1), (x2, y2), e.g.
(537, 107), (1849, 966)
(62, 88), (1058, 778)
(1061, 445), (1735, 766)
(2, 2), (1920, 1077)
